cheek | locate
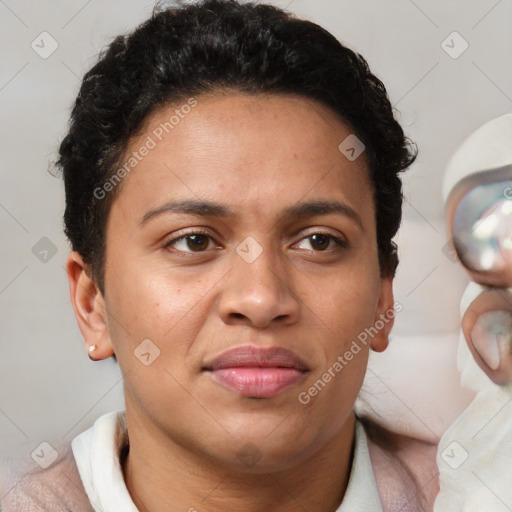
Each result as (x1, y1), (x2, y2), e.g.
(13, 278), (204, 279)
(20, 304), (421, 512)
(295, 269), (377, 419)
(104, 261), (213, 361)
(313, 268), (380, 344)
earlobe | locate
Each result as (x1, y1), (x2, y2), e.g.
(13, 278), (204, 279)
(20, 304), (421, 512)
(65, 251), (114, 360)
(370, 276), (395, 353)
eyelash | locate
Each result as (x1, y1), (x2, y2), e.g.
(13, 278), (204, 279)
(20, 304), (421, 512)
(162, 229), (348, 254)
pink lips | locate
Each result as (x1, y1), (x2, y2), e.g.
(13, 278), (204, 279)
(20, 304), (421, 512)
(203, 345), (309, 398)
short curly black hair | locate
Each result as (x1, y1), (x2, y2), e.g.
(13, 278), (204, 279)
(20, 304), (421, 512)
(55, 0), (417, 295)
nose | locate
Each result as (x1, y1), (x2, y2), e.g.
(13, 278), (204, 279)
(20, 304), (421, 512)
(217, 239), (300, 329)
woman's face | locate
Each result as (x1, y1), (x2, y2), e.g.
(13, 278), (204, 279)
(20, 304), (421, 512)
(89, 92), (394, 471)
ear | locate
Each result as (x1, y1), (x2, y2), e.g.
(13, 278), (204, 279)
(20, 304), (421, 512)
(65, 251), (115, 360)
(370, 276), (395, 353)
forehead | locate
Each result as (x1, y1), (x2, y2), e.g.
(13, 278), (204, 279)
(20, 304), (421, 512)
(109, 92), (374, 227)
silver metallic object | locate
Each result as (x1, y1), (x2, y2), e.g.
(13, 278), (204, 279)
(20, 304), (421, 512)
(445, 164), (512, 288)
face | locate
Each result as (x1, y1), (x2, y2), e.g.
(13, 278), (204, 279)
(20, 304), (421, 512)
(68, 92), (394, 472)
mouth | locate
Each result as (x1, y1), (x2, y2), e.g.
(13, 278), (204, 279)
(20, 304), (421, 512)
(202, 345), (310, 398)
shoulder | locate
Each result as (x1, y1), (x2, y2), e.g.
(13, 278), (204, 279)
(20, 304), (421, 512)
(1, 444), (94, 512)
(359, 417), (440, 512)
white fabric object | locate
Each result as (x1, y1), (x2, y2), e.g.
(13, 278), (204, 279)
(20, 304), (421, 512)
(433, 282), (512, 511)
(71, 410), (383, 512)
(442, 113), (512, 201)
(72, 410), (137, 512)
(338, 420), (383, 511)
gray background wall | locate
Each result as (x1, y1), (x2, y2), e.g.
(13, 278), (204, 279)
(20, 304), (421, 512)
(1, 0), (511, 480)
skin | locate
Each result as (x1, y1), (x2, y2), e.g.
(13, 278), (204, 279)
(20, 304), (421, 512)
(66, 91), (395, 512)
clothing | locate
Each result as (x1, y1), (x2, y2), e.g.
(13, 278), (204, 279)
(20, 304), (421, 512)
(0, 444), (93, 512)
(338, 417), (384, 511)
(71, 410), (136, 511)
(1, 410), (383, 511)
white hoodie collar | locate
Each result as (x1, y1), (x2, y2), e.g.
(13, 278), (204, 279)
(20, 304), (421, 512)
(72, 410), (137, 512)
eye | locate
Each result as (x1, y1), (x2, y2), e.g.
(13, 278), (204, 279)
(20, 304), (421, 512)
(163, 229), (219, 254)
(294, 232), (348, 252)
(163, 229), (347, 255)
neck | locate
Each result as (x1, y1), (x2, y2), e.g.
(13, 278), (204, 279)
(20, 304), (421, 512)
(121, 406), (356, 512)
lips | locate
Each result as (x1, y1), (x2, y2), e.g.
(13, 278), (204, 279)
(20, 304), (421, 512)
(204, 345), (309, 372)
(203, 345), (309, 398)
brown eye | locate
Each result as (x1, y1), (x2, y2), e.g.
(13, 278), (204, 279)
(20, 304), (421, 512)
(295, 232), (347, 252)
(185, 234), (209, 251)
(309, 234), (330, 251)
(164, 230), (216, 253)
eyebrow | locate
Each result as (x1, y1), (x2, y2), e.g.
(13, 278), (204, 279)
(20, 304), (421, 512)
(140, 198), (365, 232)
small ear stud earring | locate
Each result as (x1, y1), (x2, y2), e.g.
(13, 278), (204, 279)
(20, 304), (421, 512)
(88, 344), (97, 354)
